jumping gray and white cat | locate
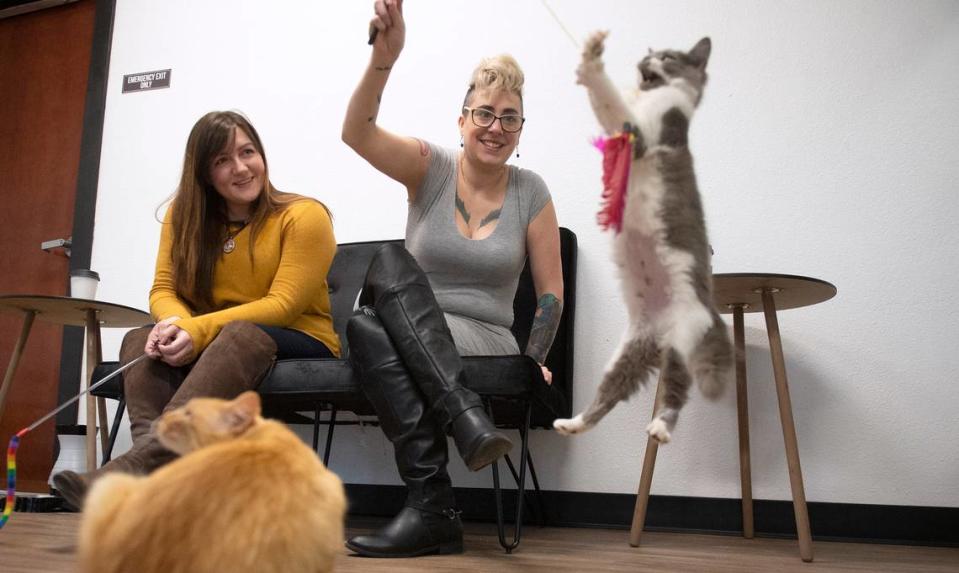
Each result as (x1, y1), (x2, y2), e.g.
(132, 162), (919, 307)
(553, 32), (732, 443)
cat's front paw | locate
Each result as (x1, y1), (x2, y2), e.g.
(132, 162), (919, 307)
(554, 414), (588, 435)
(583, 30), (608, 61)
(646, 418), (672, 443)
(576, 30), (608, 84)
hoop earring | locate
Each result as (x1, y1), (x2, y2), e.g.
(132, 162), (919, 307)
(460, 135), (464, 148)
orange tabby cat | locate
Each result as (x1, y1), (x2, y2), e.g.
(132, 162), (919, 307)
(78, 391), (346, 573)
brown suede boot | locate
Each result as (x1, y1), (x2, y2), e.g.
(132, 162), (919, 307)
(53, 321), (277, 509)
(54, 326), (182, 509)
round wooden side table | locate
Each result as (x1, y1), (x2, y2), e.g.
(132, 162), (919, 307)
(628, 273), (836, 563)
(0, 295), (150, 472)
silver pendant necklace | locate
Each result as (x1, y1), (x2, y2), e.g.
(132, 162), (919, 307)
(223, 220), (248, 254)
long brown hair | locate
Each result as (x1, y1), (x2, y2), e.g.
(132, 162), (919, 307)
(168, 111), (309, 312)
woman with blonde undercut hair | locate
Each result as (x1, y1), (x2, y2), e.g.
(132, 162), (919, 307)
(341, 0), (564, 558)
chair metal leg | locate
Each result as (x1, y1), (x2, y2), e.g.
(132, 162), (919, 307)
(323, 406), (337, 467)
(525, 448), (546, 526)
(312, 403), (323, 452)
(491, 401), (532, 553)
(101, 397), (125, 465)
(96, 397), (110, 460)
(503, 427), (545, 526)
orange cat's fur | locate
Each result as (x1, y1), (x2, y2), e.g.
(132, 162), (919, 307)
(78, 391), (346, 573)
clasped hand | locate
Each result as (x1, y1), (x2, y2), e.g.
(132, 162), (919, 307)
(144, 316), (194, 367)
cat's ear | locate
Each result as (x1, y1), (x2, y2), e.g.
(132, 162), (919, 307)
(688, 37), (711, 69)
(234, 391), (261, 417)
(223, 392), (260, 433)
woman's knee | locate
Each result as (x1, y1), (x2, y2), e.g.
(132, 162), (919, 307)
(365, 244), (430, 295)
(218, 320), (258, 337)
(120, 325), (153, 362)
(210, 321), (276, 355)
(346, 310), (396, 366)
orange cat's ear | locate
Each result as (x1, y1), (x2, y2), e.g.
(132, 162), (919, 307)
(222, 392), (261, 433)
(233, 391), (262, 416)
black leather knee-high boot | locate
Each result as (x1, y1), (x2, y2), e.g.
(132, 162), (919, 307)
(362, 244), (512, 471)
(345, 309), (463, 557)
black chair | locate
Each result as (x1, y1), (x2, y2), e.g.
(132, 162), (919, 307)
(91, 227), (577, 553)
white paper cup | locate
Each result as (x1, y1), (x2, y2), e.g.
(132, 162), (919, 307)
(70, 269), (100, 300)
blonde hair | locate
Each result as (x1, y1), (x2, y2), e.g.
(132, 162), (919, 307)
(462, 54), (525, 109)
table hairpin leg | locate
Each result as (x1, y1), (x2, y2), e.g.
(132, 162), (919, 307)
(732, 303), (754, 539)
(629, 366), (668, 547)
(0, 310), (37, 421)
(760, 288), (813, 562)
(84, 308), (101, 471)
(89, 317), (110, 459)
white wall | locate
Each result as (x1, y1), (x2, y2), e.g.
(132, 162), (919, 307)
(90, 0), (959, 508)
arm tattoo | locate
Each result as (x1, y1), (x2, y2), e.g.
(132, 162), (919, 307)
(525, 293), (563, 364)
(415, 138), (429, 157)
(368, 94), (382, 123)
(455, 193), (471, 223)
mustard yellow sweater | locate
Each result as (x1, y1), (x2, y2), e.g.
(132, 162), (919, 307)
(149, 199), (340, 358)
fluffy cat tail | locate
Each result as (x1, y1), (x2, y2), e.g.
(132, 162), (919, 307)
(691, 314), (734, 400)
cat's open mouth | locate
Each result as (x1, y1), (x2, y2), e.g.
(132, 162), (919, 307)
(639, 66), (665, 90)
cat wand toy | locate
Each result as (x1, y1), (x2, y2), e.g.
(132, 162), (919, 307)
(0, 353), (149, 529)
(367, 0), (581, 49)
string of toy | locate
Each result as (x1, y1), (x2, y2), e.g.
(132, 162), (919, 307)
(1, 353), (148, 529)
(538, 1), (635, 233)
(539, 0), (580, 49)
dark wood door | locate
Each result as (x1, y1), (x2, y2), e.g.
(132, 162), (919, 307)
(0, 0), (95, 492)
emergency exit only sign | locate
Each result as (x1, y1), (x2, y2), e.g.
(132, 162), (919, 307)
(122, 69), (171, 93)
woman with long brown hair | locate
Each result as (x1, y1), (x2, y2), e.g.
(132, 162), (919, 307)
(54, 111), (338, 508)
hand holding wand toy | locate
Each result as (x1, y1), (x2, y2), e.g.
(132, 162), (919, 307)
(1, 353), (149, 529)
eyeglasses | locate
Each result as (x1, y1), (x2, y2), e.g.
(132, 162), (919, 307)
(462, 107), (525, 133)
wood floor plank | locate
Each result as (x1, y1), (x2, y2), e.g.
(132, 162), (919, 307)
(1, 513), (957, 573)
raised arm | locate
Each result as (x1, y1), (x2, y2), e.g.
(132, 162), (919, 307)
(577, 31), (636, 136)
(524, 201), (564, 383)
(342, 0), (430, 198)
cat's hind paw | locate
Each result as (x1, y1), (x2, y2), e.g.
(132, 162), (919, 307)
(553, 414), (588, 435)
(646, 418), (672, 443)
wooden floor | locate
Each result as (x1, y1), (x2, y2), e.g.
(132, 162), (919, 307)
(1, 513), (957, 572)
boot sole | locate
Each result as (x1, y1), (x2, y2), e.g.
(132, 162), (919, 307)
(51, 472), (87, 512)
(345, 539), (464, 558)
(465, 434), (514, 472)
